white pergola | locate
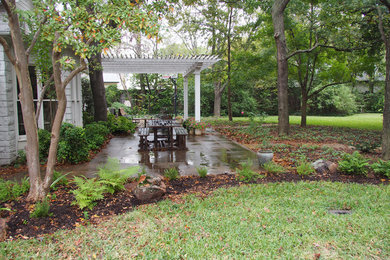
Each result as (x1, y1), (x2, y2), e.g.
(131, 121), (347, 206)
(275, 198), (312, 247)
(101, 54), (220, 121)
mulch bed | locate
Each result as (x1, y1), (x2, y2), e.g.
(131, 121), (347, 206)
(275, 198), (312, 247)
(1, 172), (388, 241)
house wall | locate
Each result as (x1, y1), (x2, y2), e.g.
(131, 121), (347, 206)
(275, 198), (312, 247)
(0, 45), (17, 165)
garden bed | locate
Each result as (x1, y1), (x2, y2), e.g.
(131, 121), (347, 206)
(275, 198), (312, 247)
(1, 170), (387, 241)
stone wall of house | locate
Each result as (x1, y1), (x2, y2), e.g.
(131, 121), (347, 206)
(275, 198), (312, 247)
(0, 46), (17, 165)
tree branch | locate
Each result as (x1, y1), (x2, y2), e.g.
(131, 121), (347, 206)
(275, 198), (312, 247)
(287, 43), (320, 60)
(308, 81), (351, 99)
(377, 5), (388, 45)
(1, 0), (14, 18)
(35, 74), (54, 123)
(26, 16), (48, 57)
(0, 36), (16, 65)
(62, 59), (87, 89)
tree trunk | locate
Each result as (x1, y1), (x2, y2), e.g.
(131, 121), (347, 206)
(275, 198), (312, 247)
(382, 35), (390, 160)
(88, 51), (107, 122)
(213, 82), (224, 117)
(301, 91), (308, 127)
(227, 6), (233, 121)
(3, 0), (42, 201)
(272, 0), (290, 135)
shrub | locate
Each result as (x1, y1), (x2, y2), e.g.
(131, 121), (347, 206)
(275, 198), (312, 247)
(371, 159), (390, 178)
(71, 176), (106, 210)
(164, 168), (179, 180)
(57, 124), (90, 164)
(338, 151), (369, 175)
(196, 167), (208, 178)
(296, 160), (315, 176)
(354, 139), (380, 153)
(30, 198), (51, 218)
(85, 122), (110, 150)
(263, 161), (286, 174)
(38, 129), (51, 162)
(0, 177), (29, 202)
(236, 159), (263, 182)
(106, 114), (136, 134)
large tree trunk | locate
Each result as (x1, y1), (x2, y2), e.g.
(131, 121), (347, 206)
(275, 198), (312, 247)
(227, 6), (233, 121)
(88, 51), (107, 122)
(301, 91), (308, 127)
(377, 4), (390, 160)
(213, 82), (226, 117)
(4, 0), (42, 201)
(272, 0), (290, 135)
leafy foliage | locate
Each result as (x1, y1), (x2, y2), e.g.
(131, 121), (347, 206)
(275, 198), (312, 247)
(296, 160), (315, 176)
(30, 198), (51, 218)
(85, 122), (110, 150)
(263, 161), (286, 174)
(371, 160), (390, 178)
(196, 167), (208, 178)
(106, 114), (136, 134)
(354, 139), (380, 153)
(338, 152), (369, 176)
(57, 123), (90, 164)
(164, 168), (179, 180)
(38, 129), (51, 162)
(0, 177), (30, 203)
(71, 176), (106, 210)
(97, 158), (138, 194)
(50, 171), (69, 190)
(14, 150), (27, 167)
(236, 159), (263, 182)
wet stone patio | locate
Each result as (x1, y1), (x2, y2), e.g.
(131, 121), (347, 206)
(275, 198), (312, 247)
(59, 129), (259, 178)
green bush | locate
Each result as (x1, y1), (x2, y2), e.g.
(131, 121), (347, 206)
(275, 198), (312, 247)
(236, 159), (262, 182)
(71, 176), (106, 210)
(0, 177), (29, 202)
(57, 124), (90, 164)
(263, 161), (286, 174)
(14, 150), (27, 167)
(38, 129), (51, 162)
(371, 159), (390, 178)
(106, 114), (136, 134)
(30, 198), (51, 218)
(338, 152), (369, 175)
(164, 168), (179, 180)
(354, 139), (380, 153)
(85, 122), (110, 150)
(296, 160), (315, 176)
(196, 167), (208, 178)
(50, 171), (69, 190)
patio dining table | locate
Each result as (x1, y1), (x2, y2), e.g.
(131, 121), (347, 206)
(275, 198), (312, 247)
(146, 119), (181, 150)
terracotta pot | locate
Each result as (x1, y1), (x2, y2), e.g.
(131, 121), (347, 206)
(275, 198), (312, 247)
(257, 150), (273, 165)
(195, 128), (202, 136)
(189, 128), (195, 135)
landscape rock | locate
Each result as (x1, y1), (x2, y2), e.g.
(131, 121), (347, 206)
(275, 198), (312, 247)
(146, 176), (163, 186)
(0, 218), (8, 242)
(124, 182), (138, 193)
(133, 182), (166, 201)
(312, 159), (338, 175)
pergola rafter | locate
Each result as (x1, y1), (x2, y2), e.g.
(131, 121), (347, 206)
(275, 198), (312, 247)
(101, 53), (220, 121)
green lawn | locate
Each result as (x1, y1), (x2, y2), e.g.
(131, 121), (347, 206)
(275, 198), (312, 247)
(206, 113), (383, 131)
(2, 182), (388, 258)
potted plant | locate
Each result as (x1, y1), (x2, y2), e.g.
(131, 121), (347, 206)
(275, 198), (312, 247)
(175, 115), (184, 124)
(257, 150), (274, 165)
(191, 121), (207, 135)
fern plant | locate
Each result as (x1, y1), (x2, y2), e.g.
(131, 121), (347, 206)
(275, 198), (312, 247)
(236, 159), (263, 182)
(371, 159), (390, 178)
(196, 167), (208, 178)
(164, 168), (179, 180)
(296, 160), (315, 176)
(338, 151), (369, 175)
(263, 161), (286, 174)
(71, 176), (106, 210)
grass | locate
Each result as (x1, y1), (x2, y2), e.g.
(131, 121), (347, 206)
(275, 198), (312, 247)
(206, 113), (383, 131)
(1, 182), (388, 258)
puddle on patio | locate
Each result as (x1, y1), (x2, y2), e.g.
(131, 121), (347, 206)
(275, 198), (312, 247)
(59, 130), (259, 178)
(5, 130), (259, 180)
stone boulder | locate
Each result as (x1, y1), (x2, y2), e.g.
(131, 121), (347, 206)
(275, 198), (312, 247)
(311, 159), (338, 175)
(133, 176), (166, 201)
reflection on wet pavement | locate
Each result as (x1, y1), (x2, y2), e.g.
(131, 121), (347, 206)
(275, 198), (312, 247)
(9, 130), (259, 180)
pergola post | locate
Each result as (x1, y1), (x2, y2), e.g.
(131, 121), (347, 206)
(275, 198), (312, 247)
(194, 69), (201, 122)
(183, 76), (188, 120)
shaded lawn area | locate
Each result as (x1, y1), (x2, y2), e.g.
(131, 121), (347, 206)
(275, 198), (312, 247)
(207, 113), (383, 131)
(1, 182), (388, 258)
